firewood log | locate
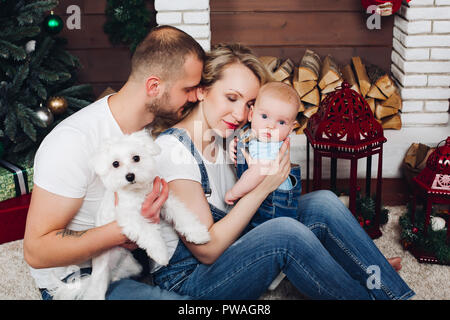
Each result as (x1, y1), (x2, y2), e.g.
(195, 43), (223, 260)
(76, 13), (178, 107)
(366, 97), (376, 114)
(293, 68), (317, 98)
(273, 58), (294, 82)
(303, 105), (319, 118)
(295, 115), (308, 134)
(381, 90), (402, 110)
(282, 76), (292, 86)
(375, 101), (398, 120)
(341, 64), (361, 94)
(259, 56), (280, 74)
(298, 49), (321, 81)
(381, 113), (402, 130)
(319, 55), (341, 89)
(297, 99), (305, 113)
(321, 79), (343, 94)
(375, 74), (397, 98)
(367, 84), (387, 100)
(301, 87), (320, 106)
(351, 57), (371, 97)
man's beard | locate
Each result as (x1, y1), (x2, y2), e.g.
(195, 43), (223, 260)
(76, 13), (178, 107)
(146, 91), (181, 122)
(146, 90), (196, 123)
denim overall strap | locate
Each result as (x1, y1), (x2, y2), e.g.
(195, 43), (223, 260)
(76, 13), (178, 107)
(152, 128), (230, 291)
(159, 128), (211, 197)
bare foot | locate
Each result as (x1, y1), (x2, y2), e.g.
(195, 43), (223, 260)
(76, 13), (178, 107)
(388, 257), (402, 271)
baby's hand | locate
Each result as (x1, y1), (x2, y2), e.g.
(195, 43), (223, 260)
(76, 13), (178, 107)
(225, 190), (238, 205)
(228, 137), (238, 167)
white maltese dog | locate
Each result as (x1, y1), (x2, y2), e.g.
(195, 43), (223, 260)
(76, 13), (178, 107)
(51, 130), (210, 299)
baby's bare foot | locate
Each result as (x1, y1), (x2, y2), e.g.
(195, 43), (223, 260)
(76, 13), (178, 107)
(388, 257), (402, 271)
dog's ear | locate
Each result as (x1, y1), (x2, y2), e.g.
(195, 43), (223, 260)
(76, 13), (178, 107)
(90, 140), (115, 177)
(130, 129), (161, 156)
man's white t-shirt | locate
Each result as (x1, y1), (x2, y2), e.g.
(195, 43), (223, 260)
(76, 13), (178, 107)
(29, 94), (124, 289)
(152, 133), (237, 271)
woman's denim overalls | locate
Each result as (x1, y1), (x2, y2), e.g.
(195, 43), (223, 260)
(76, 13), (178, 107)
(235, 124), (302, 228)
(152, 128), (230, 291)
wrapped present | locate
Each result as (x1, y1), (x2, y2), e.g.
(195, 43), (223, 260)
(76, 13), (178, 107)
(0, 193), (31, 244)
(0, 159), (34, 202)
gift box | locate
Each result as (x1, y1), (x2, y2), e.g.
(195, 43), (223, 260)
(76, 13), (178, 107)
(0, 159), (33, 244)
(0, 193), (32, 244)
(0, 159), (34, 202)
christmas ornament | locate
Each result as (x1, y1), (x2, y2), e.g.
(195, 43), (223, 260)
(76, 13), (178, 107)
(35, 106), (54, 127)
(361, 1), (411, 16)
(47, 96), (68, 115)
(431, 216), (446, 231)
(25, 40), (36, 53)
(43, 11), (64, 34)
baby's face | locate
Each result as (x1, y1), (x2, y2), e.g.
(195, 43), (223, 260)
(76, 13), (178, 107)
(249, 95), (298, 142)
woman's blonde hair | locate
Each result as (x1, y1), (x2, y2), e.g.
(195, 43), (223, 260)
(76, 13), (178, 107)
(152, 43), (270, 136)
(201, 43), (270, 90)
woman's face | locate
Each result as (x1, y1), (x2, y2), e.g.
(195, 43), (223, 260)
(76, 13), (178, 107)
(198, 63), (261, 138)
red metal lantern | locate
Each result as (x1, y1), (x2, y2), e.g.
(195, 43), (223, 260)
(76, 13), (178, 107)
(410, 137), (450, 263)
(305, 81), (387, 239)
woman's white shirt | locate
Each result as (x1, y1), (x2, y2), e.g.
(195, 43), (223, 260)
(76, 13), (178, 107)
(152, 133), (237, 271)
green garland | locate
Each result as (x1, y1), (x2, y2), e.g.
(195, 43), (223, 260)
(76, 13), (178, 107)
(399, 204), (450, 264)
(103, 0), (157, 53)
(335, 189), (389, 231)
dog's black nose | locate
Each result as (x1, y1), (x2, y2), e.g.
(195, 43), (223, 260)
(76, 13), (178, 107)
(126, 173), (135, 182)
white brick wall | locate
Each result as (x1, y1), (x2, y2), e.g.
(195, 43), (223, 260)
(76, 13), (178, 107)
(392, 2), (450, 127)
(154, 0), (211, 51)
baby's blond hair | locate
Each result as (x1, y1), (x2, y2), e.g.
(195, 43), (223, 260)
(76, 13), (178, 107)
(256, 82), (301, 118)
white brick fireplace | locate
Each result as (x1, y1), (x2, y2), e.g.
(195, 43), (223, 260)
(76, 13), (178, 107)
(154, 0), (211, 51)
(154, 0), (449, 179)
(392, 0), (450, 127)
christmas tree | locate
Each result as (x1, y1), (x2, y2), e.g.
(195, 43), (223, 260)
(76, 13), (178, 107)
(0, 0), (94, 162)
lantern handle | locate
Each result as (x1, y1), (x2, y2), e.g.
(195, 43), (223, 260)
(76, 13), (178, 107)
(338, 81), (351, 90)
(434, 137), (450, 157)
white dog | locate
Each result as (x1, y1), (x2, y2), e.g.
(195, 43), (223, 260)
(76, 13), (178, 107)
(50, 130), (210, 299)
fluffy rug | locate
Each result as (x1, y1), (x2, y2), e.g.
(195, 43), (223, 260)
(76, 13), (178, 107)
(0, 206), (448, 300)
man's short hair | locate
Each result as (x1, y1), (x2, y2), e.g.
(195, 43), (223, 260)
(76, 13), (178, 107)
(130, 25), (205, 82)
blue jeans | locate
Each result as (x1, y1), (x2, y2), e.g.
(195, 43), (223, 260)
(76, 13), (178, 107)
(235, 125), (302, 228)
(40, 269), (191, 300)
(154, 190), (415, 300)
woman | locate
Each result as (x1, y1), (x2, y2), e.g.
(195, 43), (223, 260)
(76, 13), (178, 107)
(152, 43), (414, 300)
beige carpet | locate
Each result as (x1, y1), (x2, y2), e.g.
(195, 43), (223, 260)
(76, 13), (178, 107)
(0, 206), (448, 300)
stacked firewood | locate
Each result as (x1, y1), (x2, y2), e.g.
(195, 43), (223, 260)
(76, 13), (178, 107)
(258, 50), (402, 134)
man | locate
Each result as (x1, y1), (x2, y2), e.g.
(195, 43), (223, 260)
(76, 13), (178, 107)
(23, 25), (204, 300)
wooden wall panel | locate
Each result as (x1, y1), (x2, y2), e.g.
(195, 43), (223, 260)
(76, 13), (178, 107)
(50, 0), (155, 97)
(211, 1), (394, 73)
(211, 0), (363, 12)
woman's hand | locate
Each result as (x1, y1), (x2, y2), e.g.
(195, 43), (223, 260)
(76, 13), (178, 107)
(228, 137), (238, 166)
(244, 137), (291, 195)
(140, 176), (169, 224)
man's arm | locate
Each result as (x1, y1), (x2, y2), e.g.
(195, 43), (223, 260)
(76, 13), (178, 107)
(23, 186), (127, 269)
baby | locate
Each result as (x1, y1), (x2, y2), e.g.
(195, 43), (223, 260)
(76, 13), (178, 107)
(225, 82), (302, 228)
